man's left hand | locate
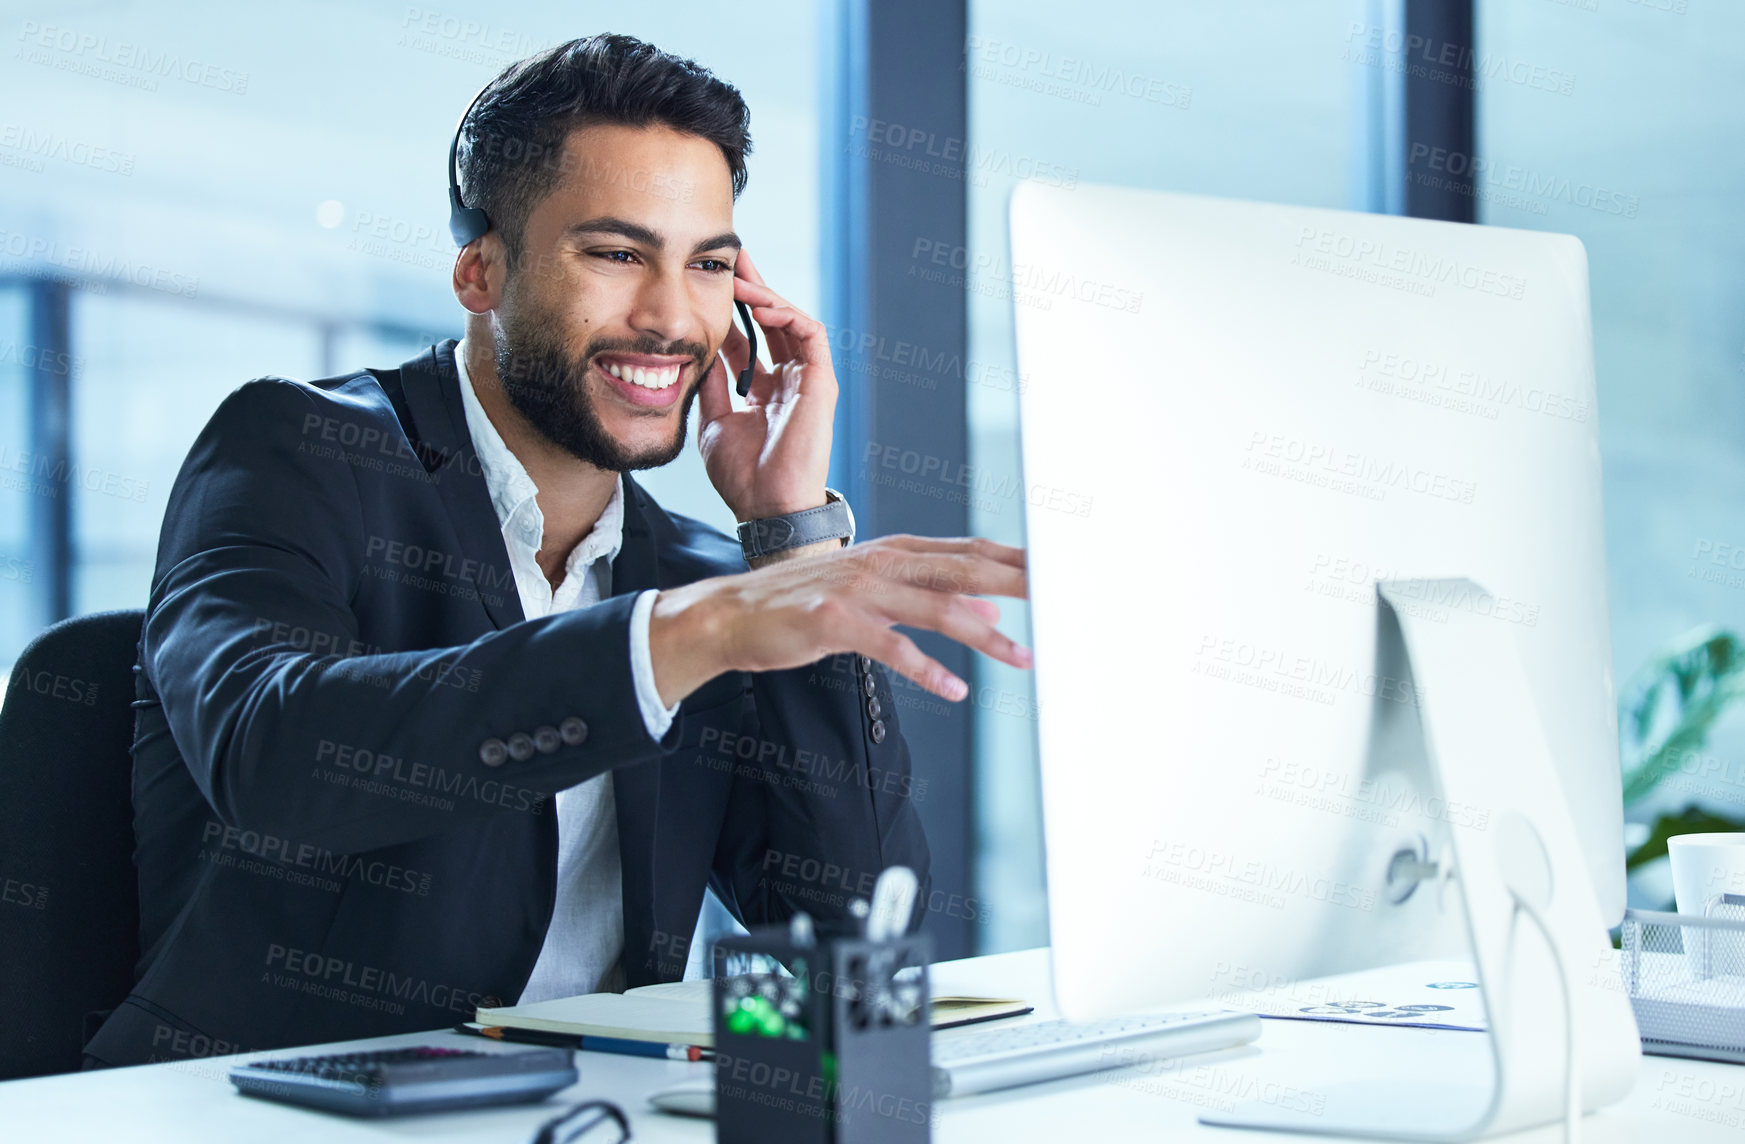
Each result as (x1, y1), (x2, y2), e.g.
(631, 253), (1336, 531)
(696, 249), (836, 531)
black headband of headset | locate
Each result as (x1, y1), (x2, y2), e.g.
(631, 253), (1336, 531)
(446, 83), (758, 396)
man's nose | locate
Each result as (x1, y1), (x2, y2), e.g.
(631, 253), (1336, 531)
(626, 269), (697, 344)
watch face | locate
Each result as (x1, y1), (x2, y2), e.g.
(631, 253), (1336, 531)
(825, 488), (856, 545)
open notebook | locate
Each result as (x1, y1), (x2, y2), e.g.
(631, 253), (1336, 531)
(476, 979), (1030, 1047)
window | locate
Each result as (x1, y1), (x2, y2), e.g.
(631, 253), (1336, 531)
(965, 0), (1375, 951)
(1477, 0), (1745, 904)
(0, 2), (821, 676)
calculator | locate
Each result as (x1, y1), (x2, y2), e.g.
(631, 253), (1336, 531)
(229, 1045), (577, 1117)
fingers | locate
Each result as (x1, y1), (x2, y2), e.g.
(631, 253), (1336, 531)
(731, 258), (833, 386)
(732, 274), (790, 310)
(848, 620), (969, 702)
(875, 534), (1027, 570)
(846, 546), (1028, 601)
(720, 315), (751, 376)
(736, 246), (770, 289)
(733, 277), (801, 364)
(836, 581), (1031, 700)
(719, 321), (786, 406)
(696, 352), (734, 425)
(965, 598), (1001, 623)
(733, 277), (804, 327)
(745, 303), (835, 397)
(862, 581), (1033, 672)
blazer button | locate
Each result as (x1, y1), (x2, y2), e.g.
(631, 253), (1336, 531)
(507, 732), (536, 762)
(533, 725), (561, 754)
(870, 719), (887, 744)
(559, 716), (589, 746)
(862, 674), (877, 698)
(866, 696), (882, 720)
(479, 738), (509, 768)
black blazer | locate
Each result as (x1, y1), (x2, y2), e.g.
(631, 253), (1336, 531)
(84, 341), (927, 1068)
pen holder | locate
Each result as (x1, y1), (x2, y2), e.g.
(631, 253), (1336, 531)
(712, 926), (933, 1144)
(1621, 907), (1745, 1063)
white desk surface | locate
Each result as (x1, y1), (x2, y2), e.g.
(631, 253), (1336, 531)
(3, 948), (1740, 1143)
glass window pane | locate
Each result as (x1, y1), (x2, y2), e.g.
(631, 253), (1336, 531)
(0, 2), (818, 662)
(71, 292), (321, 615)
(966, 0), (1373, 951)
(1477, 1), (1745, 900)
(0, 285), (34, 676)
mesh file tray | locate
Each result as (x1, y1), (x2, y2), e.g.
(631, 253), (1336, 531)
(1622, 906), (1745, 1064)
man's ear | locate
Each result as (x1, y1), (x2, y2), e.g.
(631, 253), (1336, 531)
(452, 233), (506, 315)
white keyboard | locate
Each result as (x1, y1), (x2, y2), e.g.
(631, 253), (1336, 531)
(930, 1009), (1262, 1098)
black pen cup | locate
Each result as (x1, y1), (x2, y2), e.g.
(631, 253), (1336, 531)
(711, 927), (933, 1144)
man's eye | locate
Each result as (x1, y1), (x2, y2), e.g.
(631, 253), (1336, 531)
(594, 250), (637, 263)
(694, 258), (732, 273)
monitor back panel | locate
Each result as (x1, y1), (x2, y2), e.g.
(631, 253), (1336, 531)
(1009, 182), (1618, 1021)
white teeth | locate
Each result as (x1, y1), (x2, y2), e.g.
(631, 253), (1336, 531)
(603, 361), (680, 389)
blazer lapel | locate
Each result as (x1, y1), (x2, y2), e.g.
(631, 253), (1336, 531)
(610, 474), (662, 597)
(612, 475), (676, 985)
(397, 341), (525, 631)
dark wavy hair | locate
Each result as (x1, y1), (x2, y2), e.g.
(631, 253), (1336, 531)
(456, 33), (752, 265)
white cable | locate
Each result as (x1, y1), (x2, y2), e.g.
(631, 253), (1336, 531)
(1513, 894), (1579, 1144)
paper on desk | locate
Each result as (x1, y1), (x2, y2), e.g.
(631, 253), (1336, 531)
(476, 990), (716, 1045)
(1215, 959), (1487, 1032)
(478, 977), (1032, 1044)
(619, 979), (1030, 1025)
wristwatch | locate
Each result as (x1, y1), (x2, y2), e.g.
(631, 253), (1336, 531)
(738, 488), (856, 561)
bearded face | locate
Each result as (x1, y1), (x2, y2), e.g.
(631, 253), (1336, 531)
(491, 280), (709, 472)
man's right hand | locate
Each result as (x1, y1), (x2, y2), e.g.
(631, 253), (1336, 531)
(647, 535), (1031, 707)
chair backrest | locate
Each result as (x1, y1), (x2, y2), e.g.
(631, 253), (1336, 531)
(0, 609), (145, 1080)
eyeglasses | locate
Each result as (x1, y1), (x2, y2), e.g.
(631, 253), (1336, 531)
(530, 1098), (631, 1144)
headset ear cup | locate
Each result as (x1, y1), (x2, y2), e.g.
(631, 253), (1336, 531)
(448, 193), (490, 247)
(448, 81), (495, 247)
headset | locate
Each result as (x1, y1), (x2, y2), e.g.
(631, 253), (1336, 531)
(446, 82), (760, 397)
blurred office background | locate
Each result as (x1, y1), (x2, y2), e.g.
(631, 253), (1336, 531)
(1, 0), (1741, 956)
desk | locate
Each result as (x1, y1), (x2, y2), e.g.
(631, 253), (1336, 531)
(3, 948), (1740, 1142)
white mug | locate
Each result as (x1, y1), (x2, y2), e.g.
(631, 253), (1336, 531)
(1666, 832), (1745, 980)
(1667, 832), (1745, 917)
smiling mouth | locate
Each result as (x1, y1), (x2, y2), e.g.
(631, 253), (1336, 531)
(597, 355), (682, 390)
(592, 353), (691, 409)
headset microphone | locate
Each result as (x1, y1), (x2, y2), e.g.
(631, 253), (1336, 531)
(445, 82), (759, 398)
(730, 299), (757, 397)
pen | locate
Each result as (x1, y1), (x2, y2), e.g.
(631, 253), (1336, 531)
(454, 1023), (711, 1061)
(456, 1022), (581, 1049)
(578, 1035), (710, 1062)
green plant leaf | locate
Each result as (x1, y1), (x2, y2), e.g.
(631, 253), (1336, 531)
(1624, 806), (1745, 874)
(1617, 626), (1745, 805)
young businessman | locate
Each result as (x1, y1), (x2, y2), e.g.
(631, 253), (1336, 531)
(84, 34), (1029, 1067)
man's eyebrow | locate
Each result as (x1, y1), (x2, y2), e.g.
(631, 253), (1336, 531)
(564, 216), (662, 247)
(691, 232), (742, 256)
(564, 217), (742, 258)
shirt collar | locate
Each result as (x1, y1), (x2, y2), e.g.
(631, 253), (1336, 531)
(454, 340), (625, 573)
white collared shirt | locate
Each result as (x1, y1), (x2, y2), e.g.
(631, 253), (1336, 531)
(455, 342), (679, 1003)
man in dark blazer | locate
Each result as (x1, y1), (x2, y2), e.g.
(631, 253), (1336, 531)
(84, 34), (1029, 1068)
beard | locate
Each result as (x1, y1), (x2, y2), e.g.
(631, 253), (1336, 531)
(490, 292), (709, 472)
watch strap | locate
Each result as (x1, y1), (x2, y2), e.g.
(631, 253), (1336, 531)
(738, 489), (854, 560)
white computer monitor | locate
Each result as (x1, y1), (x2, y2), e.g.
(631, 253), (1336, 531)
(1009, 181), (1625, 1029)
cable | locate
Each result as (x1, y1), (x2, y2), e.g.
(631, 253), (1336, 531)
(1512, 893), (1578, 1144)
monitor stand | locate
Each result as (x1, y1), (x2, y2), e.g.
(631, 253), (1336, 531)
(1202, 579), (1640, 1142)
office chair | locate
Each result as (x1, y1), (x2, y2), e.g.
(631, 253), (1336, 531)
(0, 609), (145, 1080)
